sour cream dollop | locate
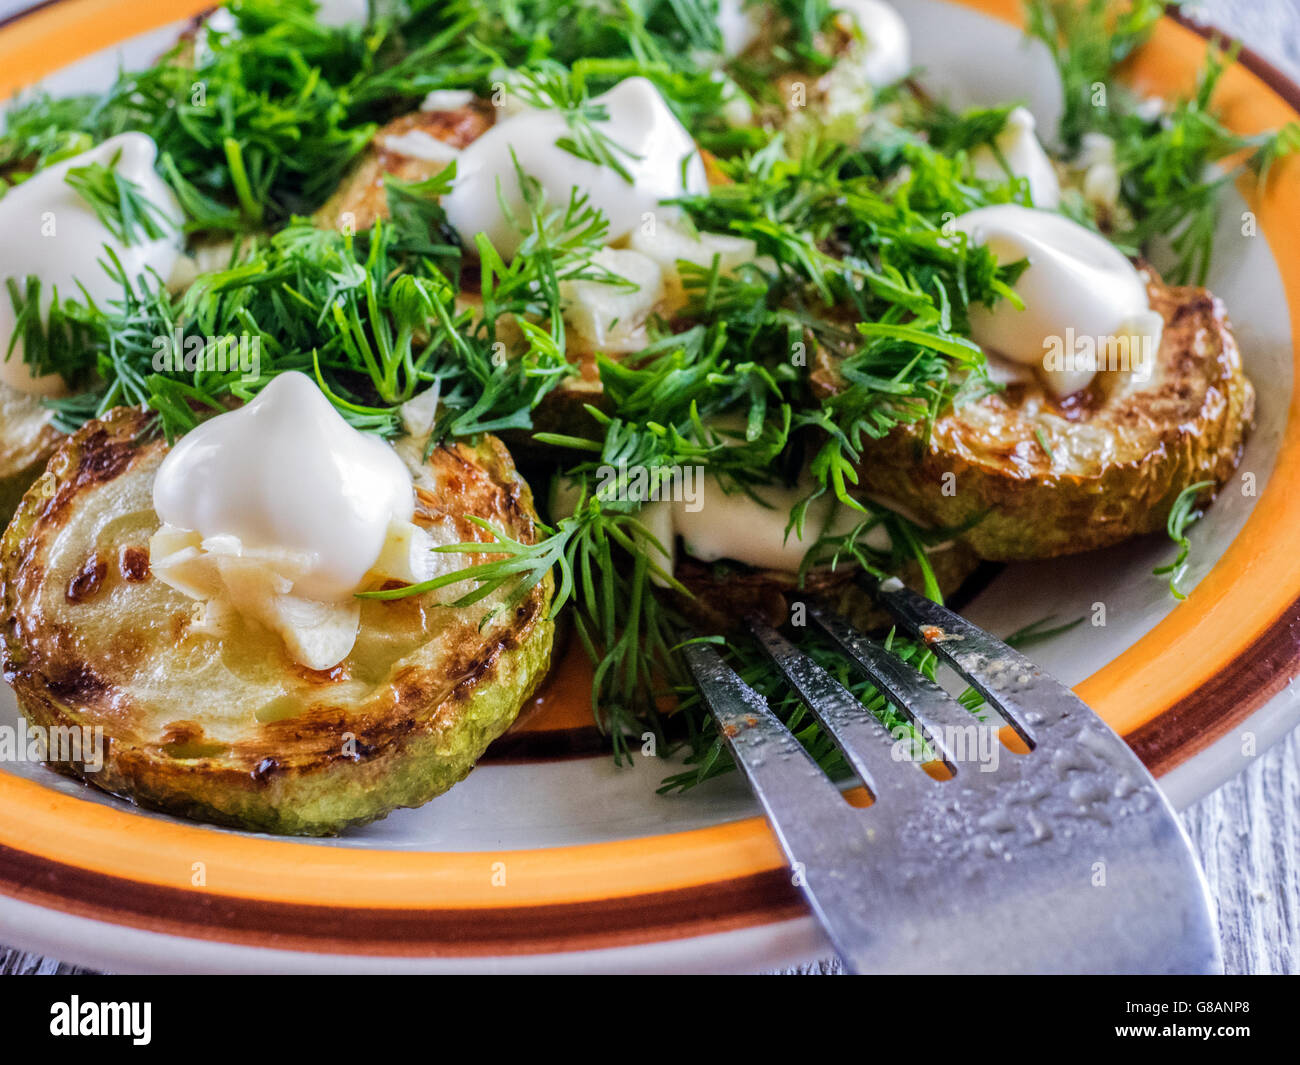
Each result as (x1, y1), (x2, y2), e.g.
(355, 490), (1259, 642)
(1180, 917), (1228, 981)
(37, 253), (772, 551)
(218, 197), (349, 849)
(443, 77), (708, 259)
(970, 107), (1061, 209)
(150, 373), (432, 668)
(671, 475), (877, 573)
(0, 132), (183, 396)
(956, 205), (1162, 397)
(833, 0), (912, 87)
(153, 372), (414, 602)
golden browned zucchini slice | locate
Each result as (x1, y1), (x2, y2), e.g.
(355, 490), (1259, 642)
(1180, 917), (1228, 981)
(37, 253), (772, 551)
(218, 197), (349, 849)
(817, 272), (1254, 560)
(0, 407), (554, 835)
(314, 102), (495, 231)
(674, 540), (981, 634)
(0, 382), (61, 524)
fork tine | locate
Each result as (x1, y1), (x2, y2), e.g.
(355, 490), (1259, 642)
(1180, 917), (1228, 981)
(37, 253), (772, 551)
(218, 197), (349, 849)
(745, 615), (933, 801)
(681, 643), (858, 818)
(683, 641), (904, 974)
(861, 575), (1068, 745)
(807, 602), (992, 770)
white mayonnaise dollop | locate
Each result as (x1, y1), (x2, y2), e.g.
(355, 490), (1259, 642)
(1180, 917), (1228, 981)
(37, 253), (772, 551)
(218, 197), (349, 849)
(970, 107), (1061, 209)
(672, 475), (877, 573)
(0, 132), (183, 396)
(443, 77), (708, 259)
(1075, 131), (1122, 214)
(150, 372), (432, 669)
(956, 205), (1162, 397)
(833, 0), (912, 87)
(554, 467), (889, 580)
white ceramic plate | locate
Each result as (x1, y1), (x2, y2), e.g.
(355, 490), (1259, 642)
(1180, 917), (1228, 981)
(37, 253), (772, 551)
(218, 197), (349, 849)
(1, 0), (1298, 972)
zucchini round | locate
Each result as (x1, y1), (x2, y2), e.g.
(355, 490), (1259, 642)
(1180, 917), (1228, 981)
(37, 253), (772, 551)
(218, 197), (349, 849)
(0, 381), (61, 525)
(0, 406), (554, 836)
(817, 271), (1255, 559)
(674, 540), (982, 633)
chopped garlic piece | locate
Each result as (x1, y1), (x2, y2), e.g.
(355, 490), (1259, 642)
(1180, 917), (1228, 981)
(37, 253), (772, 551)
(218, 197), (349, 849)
(970, 107), (1061, 209)
(150, 517), (437, 670)
(368, 520), (439, 585)
(379, 129), (461, 164)
(269, 596), (361, 672)
(1082, 163), (1121, 211)
(635, 501), (676, 589)
(1074, 133), (1121, 214)
(560, 247), (665, 352)
(400, 384), (441, 438)
(420, 89), (475, 112)
(628, 216), (758, 303)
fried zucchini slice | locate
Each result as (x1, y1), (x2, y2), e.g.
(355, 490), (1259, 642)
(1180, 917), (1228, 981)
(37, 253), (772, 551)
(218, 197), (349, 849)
(815, 271), (1255, 559)
(674, 540), (982, 634)
(0, 407), (554, 836)
(314, 101), (495, 232)
(0, 382), (61, 525)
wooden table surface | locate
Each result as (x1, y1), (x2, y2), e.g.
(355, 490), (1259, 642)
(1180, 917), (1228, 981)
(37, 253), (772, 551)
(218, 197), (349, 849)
(2, 0), (1300, 976)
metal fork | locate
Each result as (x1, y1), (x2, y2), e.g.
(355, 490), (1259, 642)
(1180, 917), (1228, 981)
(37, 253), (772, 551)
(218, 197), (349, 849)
(683, 576), (1221, 974)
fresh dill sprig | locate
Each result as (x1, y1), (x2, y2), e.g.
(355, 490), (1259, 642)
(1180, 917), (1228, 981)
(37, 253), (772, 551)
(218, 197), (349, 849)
(1154, 480), (1214, 599)
(38, 0), (385, 231)
(511, 66), (642, 183)
(4, 276), (99, 393)
(1110, 41), (1300, 285)
(24, 150), (608, 441)
(659, 624), (934, 793)
(0, 94), (98, 181)
(1023, 0), (1164, 152)
(1002, 614), (1087, 649)
(63, 150), (173, 245)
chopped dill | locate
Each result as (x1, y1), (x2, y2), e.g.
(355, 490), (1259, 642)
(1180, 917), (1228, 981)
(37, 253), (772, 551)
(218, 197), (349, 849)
(1154, 480), (1215, 599)
(63, 151), (173, 245)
